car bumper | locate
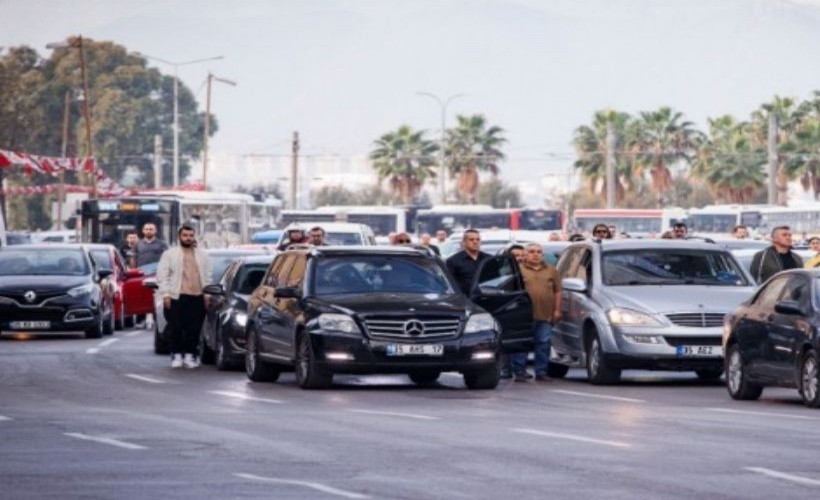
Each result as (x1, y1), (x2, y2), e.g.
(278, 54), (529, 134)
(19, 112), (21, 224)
(0, 304), (101, 332)
(607, 326), (724, 370)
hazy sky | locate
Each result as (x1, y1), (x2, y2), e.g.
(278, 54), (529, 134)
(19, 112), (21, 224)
(3, 0), (820, 184)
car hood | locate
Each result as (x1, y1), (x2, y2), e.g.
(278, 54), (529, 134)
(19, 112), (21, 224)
(603, 285), (756, 315)
(310, 292), (473, 317)
(0, 275), (90, 293)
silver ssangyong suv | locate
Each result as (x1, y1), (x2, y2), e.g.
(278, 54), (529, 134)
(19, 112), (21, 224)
(550, 239), (757, 384)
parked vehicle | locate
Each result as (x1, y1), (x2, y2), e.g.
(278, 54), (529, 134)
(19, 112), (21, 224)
(723, 269), (820, 407)
(550, 239), (757, 384)
(0, 245), (114, 338)
(199, 254), (275, 370)
(84, 243), (153, 329)
(244, 245), (533, 389)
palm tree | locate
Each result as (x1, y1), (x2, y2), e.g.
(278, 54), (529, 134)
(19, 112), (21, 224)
(692, 115), (766, 203)
(369, 125), (438, 204)
(445, 115), (506, 203)
(631, 107), (703, 204)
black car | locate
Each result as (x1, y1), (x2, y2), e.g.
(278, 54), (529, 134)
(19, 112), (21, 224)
(200, 254), (275, 370)
(245, 246), (534, 389)
(0, 245), (114, 338)
(723, 269), (820, 407)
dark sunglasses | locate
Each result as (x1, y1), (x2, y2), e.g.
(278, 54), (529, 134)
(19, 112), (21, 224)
(397, 239), (411, 244)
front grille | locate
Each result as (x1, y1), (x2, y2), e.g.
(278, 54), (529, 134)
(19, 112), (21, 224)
(0, 305), (67, 323)
(363, 316), (461, 340)
(0, 291), (67, 305)
(663, 336), (722, 347)
(665, 313), (725, 328)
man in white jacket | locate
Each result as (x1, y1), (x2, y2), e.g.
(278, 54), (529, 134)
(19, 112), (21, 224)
(156, 225), (213, 369)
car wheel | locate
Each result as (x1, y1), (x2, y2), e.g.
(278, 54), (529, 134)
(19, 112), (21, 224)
(586, 333), (621, 385)
(463, 366), (500, 390)
(103, 310), (115, 336)
(153, 321), (170, 355)
(546, 363), (570, 379)
(695, 368), (723, 381)
(215, 329), (239, 371)
(800, 350), (820, 408)
(198, 325), (216, 365)
(295, 332), (332, 389)
(725, 343), (762, 400)
(408, 370), (441, 386)
(245, 328), (279, 382)
(124, 315), (135, 328)
(84, 318), (104, 339)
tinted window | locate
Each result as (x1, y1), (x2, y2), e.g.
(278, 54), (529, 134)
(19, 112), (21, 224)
(602, 249), (749, 286)
(91, 249), (113, 270)
(324, 232), (363, 246)
(0, 249), (89, 276)
(754, 276), (788, 309)
(233, 264), (269, 294)
(284, 255), (307, 287)
(475, 256), (519, 293)
(314, 255), (453, 295)
(780, 276), (810, 309)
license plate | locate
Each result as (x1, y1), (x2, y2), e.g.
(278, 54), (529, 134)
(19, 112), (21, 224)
(10, 321), (51, 329)
(676, 345), (722, 357)
(386, 344), (444, 356)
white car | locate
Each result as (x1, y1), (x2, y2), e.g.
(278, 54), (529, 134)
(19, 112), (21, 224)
(279, 222), (376, 246)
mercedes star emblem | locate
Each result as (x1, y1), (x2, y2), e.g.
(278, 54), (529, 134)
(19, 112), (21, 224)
(403, 319), (425, 336)
(24, 290), (37, 303)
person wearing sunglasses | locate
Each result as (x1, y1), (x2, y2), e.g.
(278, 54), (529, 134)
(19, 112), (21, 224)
(592, 224), (611, 239)
(391, 232), (413, 245)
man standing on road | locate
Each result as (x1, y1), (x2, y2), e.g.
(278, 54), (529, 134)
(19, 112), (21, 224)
(156, 225), (213, 369)
(120, 231), (139, 268)
(511, 243), (562, 382)
(446, 229), (490, 295)
(135, 222), (169, 267)
(751, 225), (803, 283)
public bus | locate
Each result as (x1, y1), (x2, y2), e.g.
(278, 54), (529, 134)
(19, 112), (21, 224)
(687, 204), (769, 237)
(415, 205), (563, 235)
(80, 191), (280, 248)
(572, 208), (688, 237)
(315, 206), (410, 236)
(757, 204), (820, 238)
(511, 208), (563, 231)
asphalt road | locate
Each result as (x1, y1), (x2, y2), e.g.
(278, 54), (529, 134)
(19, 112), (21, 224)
(2, 327), (820, 500)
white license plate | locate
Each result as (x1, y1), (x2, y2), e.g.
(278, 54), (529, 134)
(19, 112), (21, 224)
(386, 344), (444, 356)
(676, 345), (722, 357)
(10, 321), (51, 329)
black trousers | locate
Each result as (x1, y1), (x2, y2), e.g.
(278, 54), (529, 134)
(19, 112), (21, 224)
(168, 294), (206, 355)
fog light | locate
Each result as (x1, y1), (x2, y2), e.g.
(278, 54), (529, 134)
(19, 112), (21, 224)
(326, 352), (354, 361)
(625, 334), (661, 344)
(471, 351), (495, 360)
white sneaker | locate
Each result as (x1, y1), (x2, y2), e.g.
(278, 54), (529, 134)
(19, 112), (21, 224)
(183, 353), (200, 369)
(171, 354), (183, 369)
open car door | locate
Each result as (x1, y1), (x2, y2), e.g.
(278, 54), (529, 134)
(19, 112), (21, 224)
(470, 255), (533, 353)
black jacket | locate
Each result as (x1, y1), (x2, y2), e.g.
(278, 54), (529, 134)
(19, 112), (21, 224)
(750, 246), (803, 284)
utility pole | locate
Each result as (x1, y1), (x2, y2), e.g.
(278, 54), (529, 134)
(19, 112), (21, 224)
(153, 135), (163, 188)
(767, 114), (779, 205)
(202, 72), (236, 191)
(291, 131), (300, 209)
(605, 121), (616, 209)
(76, 36), (96, 199)
(58, 90), (71, 229)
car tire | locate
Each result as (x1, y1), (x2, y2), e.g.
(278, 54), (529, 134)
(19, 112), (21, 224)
(546, 363), (570, 379)
(115, 302), (126, 331)
(695, 368), (723, 381)
(245, 328), (280, 382)
(154, 321), (170, 355)
(725, 343), (762, 401)
(215, 330), (239, 371)
(84, 318), (104, 339)
(124, 315), (135, 328)
(586, 333), (621, 385)
(198, 326), (216, 365)
(463, 367), (500, 390)
(295, 332), (332, 389)
(408, 371), (441, 386)
(103, 310), (115, 336)
(800, 350), (820, 408)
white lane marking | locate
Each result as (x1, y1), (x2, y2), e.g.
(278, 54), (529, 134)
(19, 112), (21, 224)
(234, 473), (370, 499)
(209, 391), (283, 404)
(512, 428), (632, 448)
(552, 389), (646, 403)
(707, 408), (819, 421)
(64, 432), (146, 450)
(347, 409), (439, 421)
(86, 338), (119, 354)
(0, 415), (12, 421)
(745, 467), (820, 487)
(125, 331), (141, 337)
(124, 374), (166, 384)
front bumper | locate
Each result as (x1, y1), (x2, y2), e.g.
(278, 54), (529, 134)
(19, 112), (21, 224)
(0, 303), (100, 332)
(605, 325), (724, 371)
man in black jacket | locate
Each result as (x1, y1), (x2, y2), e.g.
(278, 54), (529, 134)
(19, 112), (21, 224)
(446, 229), (490, 295)
(751, 225), (803, 284)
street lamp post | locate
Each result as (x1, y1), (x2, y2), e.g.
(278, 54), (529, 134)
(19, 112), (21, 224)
(134, 52), (223, 187)
(203, 72), (237, 190)
(416, 92), (465, 204)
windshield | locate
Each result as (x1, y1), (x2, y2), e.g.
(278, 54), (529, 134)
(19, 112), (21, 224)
(602, 249), (750, 286)
(325, 232), (364, 246)
(0, 249), (90, 276)
(314, 256), (454, 295)
(346, 214), (397, 236)
(90, 249), (113, 270)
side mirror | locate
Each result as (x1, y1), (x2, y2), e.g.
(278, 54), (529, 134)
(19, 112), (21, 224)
(562, 277), (587, 293)
(774, 300), (804, 316)
(125, 268), (144, 279)
(143, 277), (158, 290)
(274, 286), (302, 299)
(97, 269), (113, 280)
(203, 283), (225, 296)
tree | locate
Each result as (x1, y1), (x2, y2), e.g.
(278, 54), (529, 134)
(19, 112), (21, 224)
(749, 96), (805, 205)
(446, 115), (506, 203)
(370, 125), (438, 204)
(572, 110), (638, 203)
(476, 178), (521, 208)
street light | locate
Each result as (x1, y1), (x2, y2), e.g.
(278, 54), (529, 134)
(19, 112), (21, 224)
(416, 92), (466, 203)
(203, 72), (237, 190)
(133, 52), (223, 187)
(47, 36), (96, 198)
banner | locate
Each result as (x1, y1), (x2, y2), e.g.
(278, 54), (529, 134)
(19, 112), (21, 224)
(0, 148), (125, 196)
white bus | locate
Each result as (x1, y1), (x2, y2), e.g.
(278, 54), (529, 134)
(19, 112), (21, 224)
(315, 206), (409, 236)
(415, 205), (512, 235)
(572, 208), (688, 237)
(687, 204), (770, 237)
(758, 204), (820, 237)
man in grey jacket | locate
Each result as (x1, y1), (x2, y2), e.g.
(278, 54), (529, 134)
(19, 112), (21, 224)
(751, 225), (803, 284)
(156, 225), (213, 369)
(136, 222), (169, 267)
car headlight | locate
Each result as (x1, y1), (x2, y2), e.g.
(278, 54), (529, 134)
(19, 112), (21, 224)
(318, 313), (361, 334)
(464, 313), (498, 333)
(234, 312), (248, 328)
(607, 307), (662, 327)
(67, 283), (95, 298)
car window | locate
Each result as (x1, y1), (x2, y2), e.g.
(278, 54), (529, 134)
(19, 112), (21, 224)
(263, 256), (286, 287)
(221, 261), (239, 288)
(557, 246), (583, 277)
(779, 275), (810, 310)
(753, 276), (789, 309)
(475, 256), (519, 293)
(232, 264), (269, 294)
(91, 249), (113, 270)
(275, 254), (296, 287)
(0, 249), (89, 276)
(283, 254), (307, 287)
(314, 255), (454, 295)
(602, 249), (749, 286)
(324, 232), (363, 246)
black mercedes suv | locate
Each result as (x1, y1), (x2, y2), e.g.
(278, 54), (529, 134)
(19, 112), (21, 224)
(245, 246), (534, 389)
